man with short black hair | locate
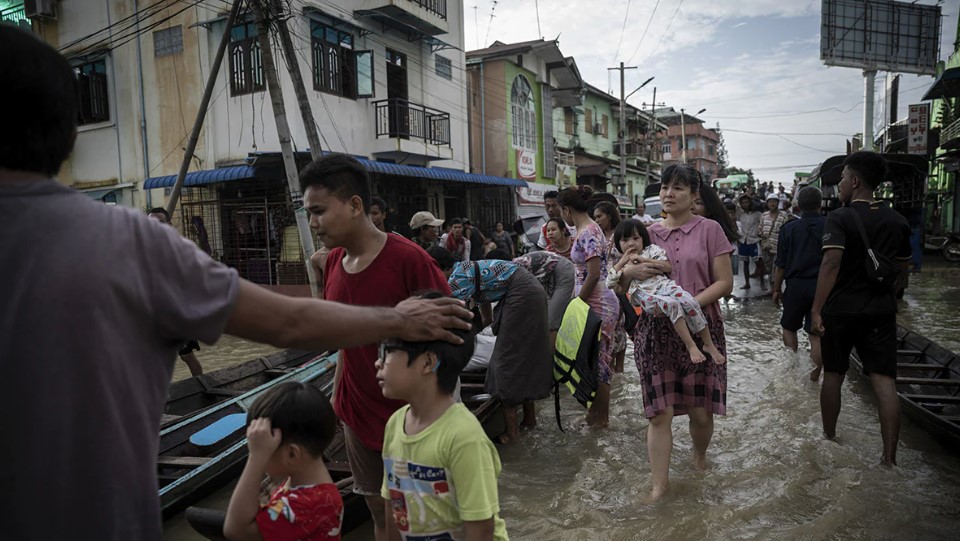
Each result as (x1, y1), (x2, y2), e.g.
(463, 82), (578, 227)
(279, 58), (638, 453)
(537, 190), (576, 249)
(811, 151), (912, 467)
(369, 195), (389, 233)
(773, 186), (826, 381)
(0, 26), (471, 541)
(302, 153), (453, 541)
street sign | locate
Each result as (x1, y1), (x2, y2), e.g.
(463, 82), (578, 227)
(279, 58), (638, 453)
(907, 103), (930, 155)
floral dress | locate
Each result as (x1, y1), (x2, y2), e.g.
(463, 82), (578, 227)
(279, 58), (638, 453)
(569, 223), (619, 384)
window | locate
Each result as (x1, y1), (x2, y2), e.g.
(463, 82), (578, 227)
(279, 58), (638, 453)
(708, 144), (715, 156)
(584, 108), (592, 134)
(510, 74), (536, 150)
(661, 141), (671, 154)
(153, 26), (183, 57)
(311, 21), (372, 99)
(564, 108), (575, 135)
(435, 55), (452, 80)
(74, 59), (109, 125)
(229, 22), (264, 96)
(686, 136), (695, 151)
(601, 114), (609, 138)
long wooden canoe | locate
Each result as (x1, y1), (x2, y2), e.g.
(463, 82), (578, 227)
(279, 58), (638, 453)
(158, 353), (336, 518)
(162, 349), (321, 428)
(850, 325), (960, 452)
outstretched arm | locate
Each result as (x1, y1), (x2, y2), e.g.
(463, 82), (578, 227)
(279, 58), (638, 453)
(225, 280), (473, 349)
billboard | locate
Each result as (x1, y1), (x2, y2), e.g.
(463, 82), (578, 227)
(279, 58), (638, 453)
(821, 0), (941, 75)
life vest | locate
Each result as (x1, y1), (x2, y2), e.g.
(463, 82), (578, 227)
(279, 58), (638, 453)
(553, 297), (602, 431)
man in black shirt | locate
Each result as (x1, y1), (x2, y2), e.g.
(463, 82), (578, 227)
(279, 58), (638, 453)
(772, 186), (825, 381)
(811, 151), (912, 466)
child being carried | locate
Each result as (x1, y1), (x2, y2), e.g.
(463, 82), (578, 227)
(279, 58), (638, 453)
(606, 219), (726, 365)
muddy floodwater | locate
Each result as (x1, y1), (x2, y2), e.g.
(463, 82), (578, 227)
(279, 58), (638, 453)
(166, 259), (960, 540)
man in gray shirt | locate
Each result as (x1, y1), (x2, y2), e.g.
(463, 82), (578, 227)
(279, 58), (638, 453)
(0, 26), (470, 541)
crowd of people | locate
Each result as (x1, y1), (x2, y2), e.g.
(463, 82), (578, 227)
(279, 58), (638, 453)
(0, 26), (914, 541)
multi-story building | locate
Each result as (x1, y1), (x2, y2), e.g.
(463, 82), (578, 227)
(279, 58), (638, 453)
(7, 0), (528, 286)
(465, 39), (582, 217)
(922, 18), (960, 235)
(656, 107), (720, 183)
(551, 83), (664, 212)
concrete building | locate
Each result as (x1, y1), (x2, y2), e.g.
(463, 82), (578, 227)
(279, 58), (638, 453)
(922, 15), (960, 235)
(656, 107), (720, 183)
(466, 39), (582, 218)
(8, 0), (528, 285)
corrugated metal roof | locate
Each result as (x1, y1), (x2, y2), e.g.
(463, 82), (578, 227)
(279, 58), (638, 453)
(143, 165), (256, 189)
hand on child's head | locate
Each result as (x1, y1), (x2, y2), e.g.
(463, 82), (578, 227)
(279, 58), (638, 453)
(247, 417), (283, 460)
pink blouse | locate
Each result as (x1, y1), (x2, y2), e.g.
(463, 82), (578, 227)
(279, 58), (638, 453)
(647, 215), (734, 320)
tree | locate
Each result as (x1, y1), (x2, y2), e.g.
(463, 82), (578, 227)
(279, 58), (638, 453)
(715, 124), (729, 176)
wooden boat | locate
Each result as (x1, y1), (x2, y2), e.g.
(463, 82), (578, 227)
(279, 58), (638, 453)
(158, 353), (337, 518)
(162, 349), (321, 428)
(182, 367), (505, 539)
(850, 325), (960, 452)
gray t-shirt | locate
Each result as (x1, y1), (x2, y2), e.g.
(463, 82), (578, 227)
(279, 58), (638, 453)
(0, 177), (239, 540)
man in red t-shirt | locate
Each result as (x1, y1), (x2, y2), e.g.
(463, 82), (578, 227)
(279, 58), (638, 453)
(303, 154), (450, 541)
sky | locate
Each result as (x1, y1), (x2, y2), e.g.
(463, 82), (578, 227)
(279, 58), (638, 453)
(463, 0), (959, 185)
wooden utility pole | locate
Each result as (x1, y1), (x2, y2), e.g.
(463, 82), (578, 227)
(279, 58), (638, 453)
(165, 0), (241, 216)
(266, 0), (323, 160)
(608, 61), (637, 196)
(250, 0), (318, 295)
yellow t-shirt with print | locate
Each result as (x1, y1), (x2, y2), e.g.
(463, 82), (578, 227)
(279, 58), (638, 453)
(381, 403), (509, 540)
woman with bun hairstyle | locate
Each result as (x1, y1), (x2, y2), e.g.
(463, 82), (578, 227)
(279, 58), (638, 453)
(557, 184), (619, 427)
(618, 164), (734, 501)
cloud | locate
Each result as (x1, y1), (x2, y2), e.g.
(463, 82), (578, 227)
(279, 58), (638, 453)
(464, 0), (956, 182)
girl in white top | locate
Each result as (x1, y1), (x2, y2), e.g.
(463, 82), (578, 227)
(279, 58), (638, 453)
(606, 219), (726, 364)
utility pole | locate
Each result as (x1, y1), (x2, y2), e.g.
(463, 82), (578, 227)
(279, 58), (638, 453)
(680, 108), (687, 164)
(608, 62), (637, 196)
(266, 0), (323, 160)
(165, 0), (241, 216)
(251, 0), (318, 295)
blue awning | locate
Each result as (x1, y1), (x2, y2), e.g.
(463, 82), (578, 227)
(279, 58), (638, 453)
(142, 160), (527, 189)
(356, 157), (527, 187)
(143, 165), (257, 189)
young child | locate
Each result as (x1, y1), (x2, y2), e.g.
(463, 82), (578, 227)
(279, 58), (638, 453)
(605, 220), (726, 365)
(375, 292), (509, 541)
(224, 381), (343, 541)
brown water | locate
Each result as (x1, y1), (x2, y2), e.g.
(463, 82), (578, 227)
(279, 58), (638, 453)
(166, 260), (960, 540)
(170, 336), (281, 382)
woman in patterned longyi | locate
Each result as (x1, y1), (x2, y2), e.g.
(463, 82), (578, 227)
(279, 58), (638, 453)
(557, 185), (619, 428)
(618, 164), (734, 502)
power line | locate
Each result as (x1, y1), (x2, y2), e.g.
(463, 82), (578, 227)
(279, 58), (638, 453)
(626, 0), (661, 64)
(641, 0), (682, 64)
(612, 0), (632, 63)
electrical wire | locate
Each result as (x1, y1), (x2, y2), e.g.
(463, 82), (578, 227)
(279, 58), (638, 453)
(625, 0), (660, 64)
(612, 0), (632, 63)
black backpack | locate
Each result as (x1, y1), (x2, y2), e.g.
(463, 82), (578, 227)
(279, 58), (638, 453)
(847, 206), (900, 294)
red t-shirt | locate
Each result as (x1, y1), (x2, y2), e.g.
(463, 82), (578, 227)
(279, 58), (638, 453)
(256, 481), (343, 540)
(324, 234), (451, 451)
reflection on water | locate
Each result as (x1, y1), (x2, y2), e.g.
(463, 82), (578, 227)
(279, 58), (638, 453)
(167, 262), (960, 540)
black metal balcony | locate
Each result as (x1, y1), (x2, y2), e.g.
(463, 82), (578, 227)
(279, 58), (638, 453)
(411, 0), (446, 20)
(374, 98), (450, 146)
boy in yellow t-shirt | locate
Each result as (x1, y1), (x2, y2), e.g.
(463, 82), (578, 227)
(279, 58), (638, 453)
(374, 293), (508, 541)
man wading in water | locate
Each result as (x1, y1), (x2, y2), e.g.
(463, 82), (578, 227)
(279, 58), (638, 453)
(0, 26), (471, 541)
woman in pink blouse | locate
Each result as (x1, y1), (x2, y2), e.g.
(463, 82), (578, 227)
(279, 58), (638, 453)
(619, 165), (734, 501)
(558, 185), (619, 427)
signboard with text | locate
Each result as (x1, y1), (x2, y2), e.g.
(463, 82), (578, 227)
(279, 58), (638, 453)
(907, 103), (929, 155)
(516, 149), (537, 179)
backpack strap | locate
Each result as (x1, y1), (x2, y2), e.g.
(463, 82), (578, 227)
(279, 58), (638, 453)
(472, 261), (483, 302)
(847, 206), (881, 271)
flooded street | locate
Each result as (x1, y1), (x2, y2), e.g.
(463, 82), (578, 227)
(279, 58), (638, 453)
(167, 259), (960, 540)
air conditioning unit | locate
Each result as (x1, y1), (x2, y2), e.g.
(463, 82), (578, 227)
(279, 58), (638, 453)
(593, 123), (603, 134)
(24, 0), (57, 19)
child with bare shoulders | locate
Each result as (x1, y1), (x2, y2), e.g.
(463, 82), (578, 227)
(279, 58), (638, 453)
(606, 219), (726, 365)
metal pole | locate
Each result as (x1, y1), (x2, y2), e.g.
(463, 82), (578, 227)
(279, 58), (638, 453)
(863, 69), (877, 152)
(250, 0), (318, 296)
(680, 108), (687, 164)
(134, 0), (151, 207)
(165, 0), (241, 216)
(648, 86), (656, 190)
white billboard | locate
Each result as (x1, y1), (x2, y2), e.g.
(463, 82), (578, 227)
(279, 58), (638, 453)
(821, 0), (941, 75)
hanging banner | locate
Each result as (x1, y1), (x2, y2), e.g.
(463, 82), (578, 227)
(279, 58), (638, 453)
(516, 149), (537, 179)
(907, 103), (930, 155)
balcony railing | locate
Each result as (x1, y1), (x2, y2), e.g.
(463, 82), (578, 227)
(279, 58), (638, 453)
(411, 0), (447, 20)
(0, 5), (29, 28)
(374, 98), (450, 146)
(942, 117), (960, 148)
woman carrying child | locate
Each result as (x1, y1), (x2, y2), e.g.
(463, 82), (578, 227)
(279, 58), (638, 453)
(616, 164), (734, 501)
